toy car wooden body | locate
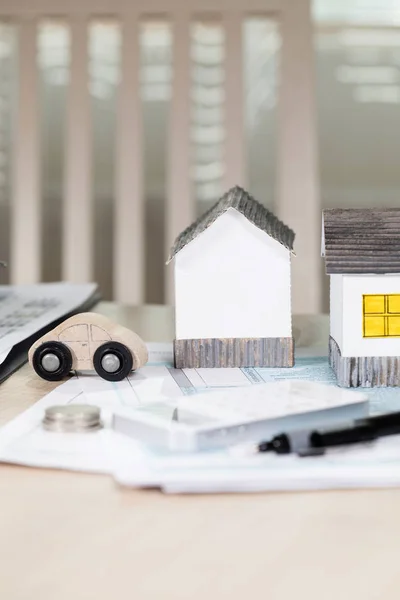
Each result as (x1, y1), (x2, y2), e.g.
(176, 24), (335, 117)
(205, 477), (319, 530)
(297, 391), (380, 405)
(29, 312), (148, 382)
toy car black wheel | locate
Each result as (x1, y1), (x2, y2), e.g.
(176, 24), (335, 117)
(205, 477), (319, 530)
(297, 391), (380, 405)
(32, 341), (73, 381)
(93, 342), (133, 382)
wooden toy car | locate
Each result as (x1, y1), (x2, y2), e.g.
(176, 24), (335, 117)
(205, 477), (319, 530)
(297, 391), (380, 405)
(29, 312), (148, 382)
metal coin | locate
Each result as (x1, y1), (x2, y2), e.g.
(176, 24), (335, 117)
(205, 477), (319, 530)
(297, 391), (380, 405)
(43, 404), (103, 433)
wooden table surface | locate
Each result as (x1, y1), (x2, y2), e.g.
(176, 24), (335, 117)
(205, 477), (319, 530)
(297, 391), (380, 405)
(1, 304), (400, 600)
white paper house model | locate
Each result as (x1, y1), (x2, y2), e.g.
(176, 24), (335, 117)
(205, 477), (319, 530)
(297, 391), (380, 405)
(167, 186), (296, 368)
(322, 208), (400, 387)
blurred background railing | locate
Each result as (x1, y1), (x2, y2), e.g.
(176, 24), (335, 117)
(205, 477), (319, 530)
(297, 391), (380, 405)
(2, 0), (398, 313)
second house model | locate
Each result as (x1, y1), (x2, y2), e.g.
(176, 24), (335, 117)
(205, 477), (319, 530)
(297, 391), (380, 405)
(322, 207), (400, 388)
(167, 186), (296, 369)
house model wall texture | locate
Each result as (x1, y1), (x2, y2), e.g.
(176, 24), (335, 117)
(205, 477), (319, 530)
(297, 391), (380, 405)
(167, 186), (296, 369)
(322, 208), (400, 388)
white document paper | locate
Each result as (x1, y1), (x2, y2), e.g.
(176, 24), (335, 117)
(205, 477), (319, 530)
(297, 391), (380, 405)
(0, 282), (97, 364)
(0, 350), (368, 486)
(3, 341), (400, 494)
(113, 434), (400, 494)
(0, 344), (183, 472)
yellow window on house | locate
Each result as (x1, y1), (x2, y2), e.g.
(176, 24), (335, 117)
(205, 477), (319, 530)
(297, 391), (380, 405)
(364, 295), (385, 315)
(388, 296), (400, 314)
(364, 316), (385, 337)
(388, 316), (400, 336)
(363, 294), (400, 338)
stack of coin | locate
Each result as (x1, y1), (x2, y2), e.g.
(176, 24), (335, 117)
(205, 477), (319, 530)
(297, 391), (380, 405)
(42, 404), (103, 433)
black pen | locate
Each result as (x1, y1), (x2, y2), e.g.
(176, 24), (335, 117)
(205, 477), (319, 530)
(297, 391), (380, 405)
(257, 410), (400, 456)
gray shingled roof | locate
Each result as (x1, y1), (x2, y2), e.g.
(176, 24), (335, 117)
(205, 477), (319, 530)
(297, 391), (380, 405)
(322, 208), (400, 274)
(167, 186), (295, 262)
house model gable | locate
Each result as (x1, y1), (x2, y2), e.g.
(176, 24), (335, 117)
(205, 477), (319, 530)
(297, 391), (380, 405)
(174, 207), (291, 271)
(167, 186), (295, 263)
(169, 186), (296, 369)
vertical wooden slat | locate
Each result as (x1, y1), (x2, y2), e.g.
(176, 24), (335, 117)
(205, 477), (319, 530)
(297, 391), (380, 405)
(63, 16), (92, 282)
(114, 12), (143, 304)
(223, 11), (245, 190)
(11, 18), (40, 284)
(166, 11), (193, 304)
(277, 0), (320, 314)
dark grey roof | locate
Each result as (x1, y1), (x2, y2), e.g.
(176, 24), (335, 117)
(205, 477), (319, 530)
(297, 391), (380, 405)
(322, 208), (400, 274)
(167, 186), (295, 262)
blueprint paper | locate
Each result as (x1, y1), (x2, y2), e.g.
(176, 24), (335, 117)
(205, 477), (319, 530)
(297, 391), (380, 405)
(1, 345), (313, 473)
(3, 343), (400, 493)
(0, 343), (193, 472)
(0, 345), (343, 473)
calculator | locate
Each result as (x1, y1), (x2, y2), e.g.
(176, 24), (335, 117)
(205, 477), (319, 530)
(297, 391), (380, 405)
(112, 380), (368, 452)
